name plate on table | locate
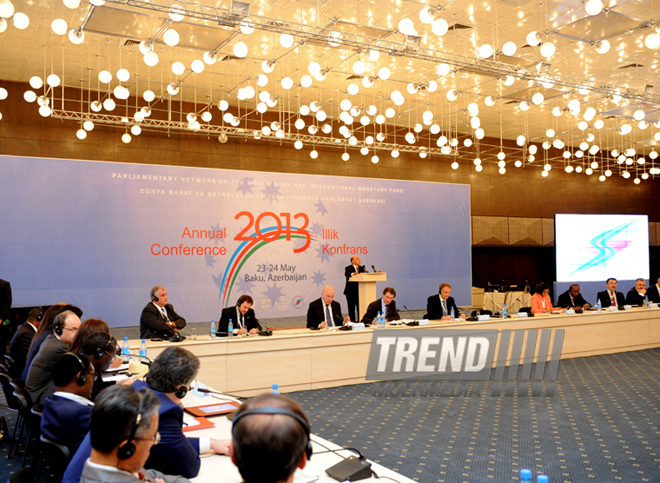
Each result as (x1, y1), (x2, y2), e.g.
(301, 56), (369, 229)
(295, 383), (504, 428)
(649, 303), (659, 308)
(565, 309), (575, 314)
(516, 312), (528, 318)
(351, 322), (366, 330)
(623, 305), (632, 311)
(478, 314), (491, 321)
(608, 306), (619, 312)
(418, 320), (430, 326)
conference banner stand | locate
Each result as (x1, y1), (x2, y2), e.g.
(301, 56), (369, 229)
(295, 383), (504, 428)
(351, 272), (387, 320)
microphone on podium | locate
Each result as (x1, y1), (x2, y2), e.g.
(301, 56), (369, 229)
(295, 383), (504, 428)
(371, 265), (377, 272)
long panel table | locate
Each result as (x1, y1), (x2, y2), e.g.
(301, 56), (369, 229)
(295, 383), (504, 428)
(130, 307), (660, 397)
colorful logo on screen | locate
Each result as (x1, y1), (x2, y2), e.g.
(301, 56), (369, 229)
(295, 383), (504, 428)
(217, 225), (316, 307)
(571, 221), (636, 275)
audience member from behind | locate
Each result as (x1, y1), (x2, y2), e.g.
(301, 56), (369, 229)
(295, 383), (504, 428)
(556, 284), (591, 310)
(8, 306), (42, 378)
(25, 309), (81, 406)
(41, 352), (95, 452)
(231, 393), (311, 483)
(626, 278), (647, 306)
(140, 286), (187, 339)
(64, 346), (230, 482)
(646, 277), (660, 303)
(81, 385), (189, 483)
(426, 283), (466, 320)
(79, 332), (119, 400)
(306, 285), (350, 329)
(597, 278), (626, 308)
(23, 303), (83, 381)
(218, 295), (260, 336)
(361, 287), (401, 324)
(531, 283), (563, 314)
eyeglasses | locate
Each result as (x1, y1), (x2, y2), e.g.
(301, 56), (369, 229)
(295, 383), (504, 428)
(136, 431), (161, 445)
(63, 326), (79, 333)
(87, 370), (98, 381)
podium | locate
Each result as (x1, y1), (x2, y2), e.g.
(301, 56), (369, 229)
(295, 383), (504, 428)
(349, 272), (387, 320)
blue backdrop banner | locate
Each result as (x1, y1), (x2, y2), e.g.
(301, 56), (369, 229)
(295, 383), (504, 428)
(0, 155), (471, 326)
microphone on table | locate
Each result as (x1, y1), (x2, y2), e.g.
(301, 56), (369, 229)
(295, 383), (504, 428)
(371, 265), (377, 272)
(256, 320), (273, 336)
(402, 305), (419, 326)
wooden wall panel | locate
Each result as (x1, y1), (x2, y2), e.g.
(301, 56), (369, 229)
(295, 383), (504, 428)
(472, 216), (509, 246)
(508, 217), (543, 246)
(542, 218), (555, 246)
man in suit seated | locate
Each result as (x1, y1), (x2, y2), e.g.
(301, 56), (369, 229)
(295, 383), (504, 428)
(64, 346), (231, 482)
(140, 286), (187, 339)
(219, 295), (260, 336)
(426, 283), (466, 320)
(596, 278), (626, 308)
(344, 255), (367, 322)
(80, 385), (189, 483)
(626, 278), (647, 306)
(41, 352), (95, 452)
(8, 306), (42, 379)
(647, 277), (660, 303)
(306, 285), (350, 329)
(361, 287), (401, 324)
(557, 284), (591, 309)
(231, 393), (311, 483)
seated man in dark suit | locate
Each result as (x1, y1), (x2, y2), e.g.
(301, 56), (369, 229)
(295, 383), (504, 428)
(231, 393), (311, 483)
(361, 287), (400, 324)
(41, 352), (95, 452)
(306, 285), (349, 329)
(426, 283), (466, 320)
(596, 278), (626, 308)
(219, 295), (260, 336)
(140, 286), (187, 339)
(557, 283), (591, 309)
(9, 306), (42, 379)
(64, 346), (230, 483)
(80, 385), (189, 483)
(626, 278), (647, 306)
(647, 277), (660, 303)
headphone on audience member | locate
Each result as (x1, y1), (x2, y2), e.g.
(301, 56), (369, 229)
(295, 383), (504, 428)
(232, 406), (313, 460)
(151, 288), (159, 302)
(67, 352), (88, 387)
(35, 307), (43, 322)
(53, 313), (64, 336)
(174, 385), (189, 399)
(94, 334), (113, 360)
(117, 392), (145, 460)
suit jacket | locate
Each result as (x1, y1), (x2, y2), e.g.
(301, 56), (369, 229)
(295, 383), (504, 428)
(25, 334), (68, 406)
(626, 287), (646, 306)
(22, 330), (50, 381)
(646, 284), (660, 303)
(596, 290), (626, 308)
(426, 294), (459, 320)
(556, 290), (590, 308)
(41, 393), (93, 452)
(361, 298), (400, 324)
(9, 322), (37, 378)
(0, 279), (11, 322)
(343, 265), (366, 296)
(140, 302), (187, 339)
(307, 298), (344, 328)
(218, 306), (259, 335)
(81, 460), (190, 483)
(64, 380), (202, 483)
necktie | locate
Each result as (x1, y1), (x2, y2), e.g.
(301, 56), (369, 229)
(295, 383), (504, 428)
(325, 304), (333, 327)
(240, 314), (244, 328)
(611, 291), (616, 307)
(160, 307), (169, 322)
(570, 295), (574, 306)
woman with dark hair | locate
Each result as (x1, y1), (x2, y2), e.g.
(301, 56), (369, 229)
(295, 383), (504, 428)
(22, 303), (83, 381)
(68, 318), (109, 354)
(530, 282), (563, 314)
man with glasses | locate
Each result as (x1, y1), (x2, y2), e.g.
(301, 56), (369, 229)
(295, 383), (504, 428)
(25, 309), (81, 406)
(64, 346), (230, 482)
(81, 385), (189, 483)
(41, 352), (96, 452)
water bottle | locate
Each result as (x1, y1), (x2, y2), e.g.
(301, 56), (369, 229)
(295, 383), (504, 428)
(121, 336), (130, 363)
(139, 339), (147, 360)
(644, 295), (649, 308)
(379, 311), (385, 328)
(210, 320), (216, 339)
(272, 383), (279, 395)
(520, 469), (532, 482)
(536, 475), (548, 483)
(450, 307), (455, 321)
(375, 311), (381, 328)
(502, 303), (507, 319)
(596, 298), (602, 312)
(228, 318), (233, 338)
